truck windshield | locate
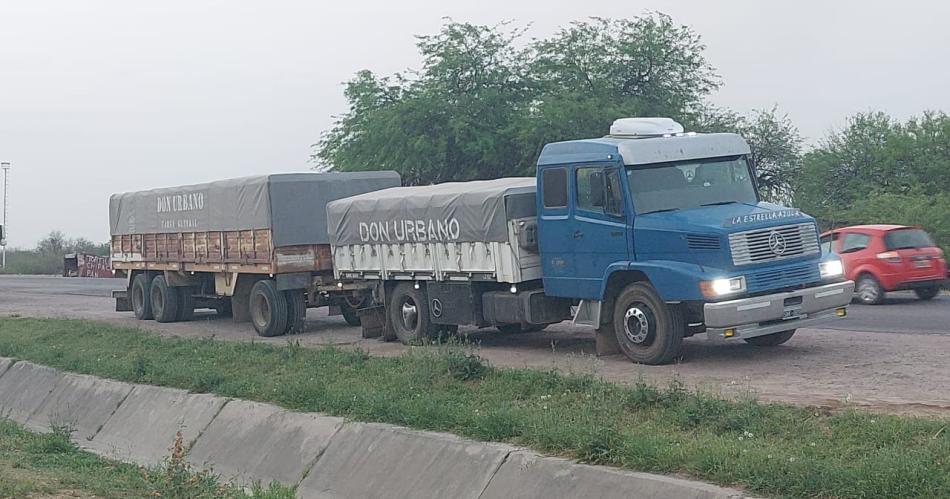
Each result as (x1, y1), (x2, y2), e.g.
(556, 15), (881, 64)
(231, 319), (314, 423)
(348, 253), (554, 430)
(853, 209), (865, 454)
(627, 155), (758, 215)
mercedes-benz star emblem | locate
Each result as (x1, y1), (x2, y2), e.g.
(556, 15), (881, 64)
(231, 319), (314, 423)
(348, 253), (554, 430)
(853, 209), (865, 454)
(768, 231), (787, 255)
(431, 298), (443, 318)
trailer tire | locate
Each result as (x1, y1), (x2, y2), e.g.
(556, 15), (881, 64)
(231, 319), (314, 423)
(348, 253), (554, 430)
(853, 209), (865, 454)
(150, 276), (180, 323)
(611, 282), (684, 365)
(176, 287), (195, 322)
(744, 329), (796, 346)
(131, 273), (154, 320)
(285, 290), (307, 334)
(249, 280), (288, 337)
(390, 283), (438, 345)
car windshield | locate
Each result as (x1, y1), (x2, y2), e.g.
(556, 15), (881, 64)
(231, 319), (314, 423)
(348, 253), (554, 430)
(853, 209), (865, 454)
(884, 228), (934, 250)
(626, 155), (758, 215)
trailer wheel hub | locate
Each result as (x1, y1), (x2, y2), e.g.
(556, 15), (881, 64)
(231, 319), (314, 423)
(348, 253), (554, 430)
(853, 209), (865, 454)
(623, 305), (652, 344)
(401, 298), (418, 331)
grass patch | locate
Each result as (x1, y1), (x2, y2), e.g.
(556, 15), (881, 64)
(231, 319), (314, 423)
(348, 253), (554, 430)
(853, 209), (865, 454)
(0, 417), (293, 498)
(1, 317), (949, 498)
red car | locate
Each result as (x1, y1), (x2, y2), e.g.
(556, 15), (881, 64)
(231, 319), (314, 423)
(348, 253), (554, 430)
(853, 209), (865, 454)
(820, 225), (947, 304)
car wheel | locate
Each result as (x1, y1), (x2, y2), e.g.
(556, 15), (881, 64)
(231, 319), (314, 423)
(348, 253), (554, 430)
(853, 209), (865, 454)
(389, 283), (438, 345)
(131, 273), (154, 320)
(612, 282), (684, 365)
(744, 329), (796, 346)
(249, 280), (288, 337)
(856, 274), (884, 305)
(914, 286), (940, 301)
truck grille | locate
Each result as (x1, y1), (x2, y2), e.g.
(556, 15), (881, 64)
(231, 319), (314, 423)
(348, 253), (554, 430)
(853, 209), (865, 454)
(728, 223), (819, 266)
(686, 234), (720, 250)
(746, 261), (820, 293)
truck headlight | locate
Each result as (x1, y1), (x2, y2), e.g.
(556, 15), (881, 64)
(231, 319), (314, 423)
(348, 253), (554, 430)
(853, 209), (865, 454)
(819, 260), (843, 279)
(700, 276), (746, 298)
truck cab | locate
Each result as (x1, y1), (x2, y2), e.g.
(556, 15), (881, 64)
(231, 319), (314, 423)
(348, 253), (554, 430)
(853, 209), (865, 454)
(536, 118), (853, 364)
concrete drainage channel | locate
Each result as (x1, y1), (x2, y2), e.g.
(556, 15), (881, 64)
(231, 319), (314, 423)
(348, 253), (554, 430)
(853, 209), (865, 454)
(0, 357), (750, 499)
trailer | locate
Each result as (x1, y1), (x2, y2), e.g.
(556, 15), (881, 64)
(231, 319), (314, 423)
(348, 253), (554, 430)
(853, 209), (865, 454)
(110, 171), (400, 336)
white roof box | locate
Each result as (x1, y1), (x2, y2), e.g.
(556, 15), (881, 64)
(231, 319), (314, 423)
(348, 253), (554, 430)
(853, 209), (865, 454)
(609, 117), (684, 137)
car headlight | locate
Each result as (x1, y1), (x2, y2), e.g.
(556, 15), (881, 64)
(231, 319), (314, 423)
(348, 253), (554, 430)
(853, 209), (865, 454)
(820, 259), (843, 279)
(700, 276), (746, 298)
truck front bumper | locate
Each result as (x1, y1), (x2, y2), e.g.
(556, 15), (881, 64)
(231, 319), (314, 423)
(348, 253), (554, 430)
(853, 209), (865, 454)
(703, 280), (854, 340)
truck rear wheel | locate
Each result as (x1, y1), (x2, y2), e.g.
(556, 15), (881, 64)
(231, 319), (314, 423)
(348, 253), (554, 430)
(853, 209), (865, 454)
(249, 280), (288, 337)
(390, 283), (438, 345)
(611, 282), (684, 365)
(744, 329), (795, 346)
(131, 273), (154, 320)
(150, 276), (180, 323)
(285, 290), (306, 334)
(176, 287), (195, 322)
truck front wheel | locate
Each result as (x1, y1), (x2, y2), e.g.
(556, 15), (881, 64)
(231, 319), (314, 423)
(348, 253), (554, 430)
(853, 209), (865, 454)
(389, 283), (438, 345)
(249, 280), (288, 337)
(611, 283), (684, 365)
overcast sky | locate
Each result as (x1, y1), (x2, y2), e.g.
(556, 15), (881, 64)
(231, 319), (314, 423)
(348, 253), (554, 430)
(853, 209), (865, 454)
(0, 0), (948, 247)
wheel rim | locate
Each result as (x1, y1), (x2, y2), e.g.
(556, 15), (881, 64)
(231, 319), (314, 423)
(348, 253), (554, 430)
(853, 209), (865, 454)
(251, 294), (271, 329)
(859, 279), (878, 302)
(400, 297), (418, 331)
(623, 304), (653, 345)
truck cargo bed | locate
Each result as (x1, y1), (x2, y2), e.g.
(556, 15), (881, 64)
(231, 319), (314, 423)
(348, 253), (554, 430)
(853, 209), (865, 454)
(327, 178), (541, 283)
(110, 172), (400, 274)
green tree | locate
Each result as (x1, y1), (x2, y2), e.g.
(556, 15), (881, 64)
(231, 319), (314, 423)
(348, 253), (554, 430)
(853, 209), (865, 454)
(315, 14), (719, 183)
(795, 111), (950, 252)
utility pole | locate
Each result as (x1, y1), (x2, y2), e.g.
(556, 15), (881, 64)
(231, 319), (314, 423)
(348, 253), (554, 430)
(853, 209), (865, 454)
(1, 161), (9, 269)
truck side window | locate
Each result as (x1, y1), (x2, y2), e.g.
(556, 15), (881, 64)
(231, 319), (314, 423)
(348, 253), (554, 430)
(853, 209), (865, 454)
(840, 233), (870, 253)
(575, 167), (605, 212)
(604, 169), (624, 217)
(542, 168), (567, 208)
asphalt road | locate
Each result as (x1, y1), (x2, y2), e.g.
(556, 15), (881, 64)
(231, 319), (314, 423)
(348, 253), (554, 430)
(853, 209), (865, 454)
(2, 275), (946, 335)
(2, 274), (950, 415)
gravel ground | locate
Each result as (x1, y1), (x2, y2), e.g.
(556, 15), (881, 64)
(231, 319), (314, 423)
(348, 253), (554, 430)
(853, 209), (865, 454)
(2, 275), (949, 415)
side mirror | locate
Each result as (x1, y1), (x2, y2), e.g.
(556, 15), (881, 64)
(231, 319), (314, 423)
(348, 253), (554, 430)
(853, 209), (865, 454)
(589, 172), (605, 207)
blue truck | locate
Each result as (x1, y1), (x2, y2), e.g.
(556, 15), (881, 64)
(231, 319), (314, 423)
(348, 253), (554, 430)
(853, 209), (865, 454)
(327, 117), (854, 364)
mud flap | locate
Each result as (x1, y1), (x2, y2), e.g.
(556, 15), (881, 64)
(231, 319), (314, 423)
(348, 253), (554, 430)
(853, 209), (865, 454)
(595, 326), (621, 356)
(112, 290), (132, 312)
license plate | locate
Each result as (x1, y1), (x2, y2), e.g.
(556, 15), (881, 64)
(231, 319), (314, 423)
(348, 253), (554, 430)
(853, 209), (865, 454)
(914, 259), (931, 268)
(782, 308), (802, 320)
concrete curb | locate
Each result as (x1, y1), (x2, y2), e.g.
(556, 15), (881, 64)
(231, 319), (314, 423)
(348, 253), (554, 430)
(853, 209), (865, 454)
(298, 423), (514, 499)
(187, 399), (344, 487)
(0, 360), (64, 425)
(0, 357), (755, 498)
(481, 450), (745, 499)
(87, 384), (226, 467)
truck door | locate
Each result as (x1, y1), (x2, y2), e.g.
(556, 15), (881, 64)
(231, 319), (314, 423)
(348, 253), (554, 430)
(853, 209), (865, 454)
(538, 166), (577, 297)
(572, 165), (630, 299)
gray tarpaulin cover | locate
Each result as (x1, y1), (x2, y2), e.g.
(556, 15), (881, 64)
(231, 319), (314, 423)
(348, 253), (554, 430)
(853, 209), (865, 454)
(109, 172), (401, 247)
(327, 177), (537, 246)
